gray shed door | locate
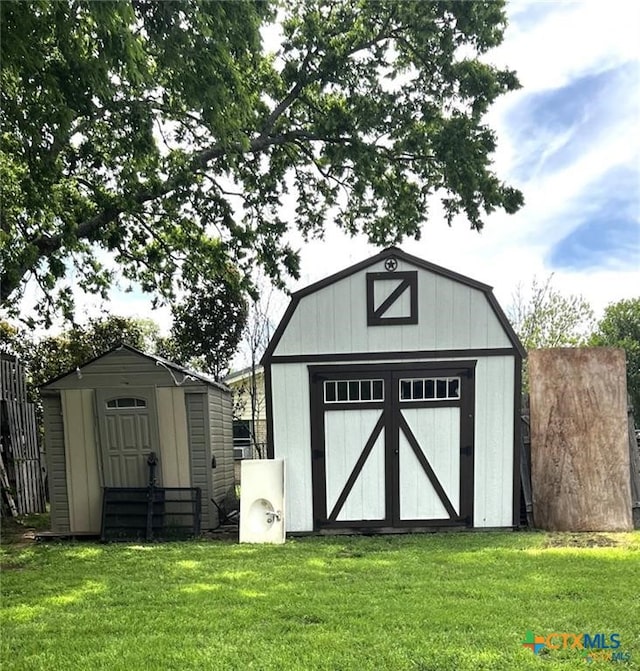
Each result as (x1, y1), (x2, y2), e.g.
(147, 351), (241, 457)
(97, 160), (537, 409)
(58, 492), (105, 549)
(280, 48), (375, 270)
(96, 388), (161, 487)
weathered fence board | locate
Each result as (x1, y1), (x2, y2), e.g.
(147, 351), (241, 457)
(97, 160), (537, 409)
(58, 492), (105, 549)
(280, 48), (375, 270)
(519, 407), (534, 528)
(1, 355), (46, 515)
(0, 451), (19, 516)
(529, 348), (632, 532)
(628, 399), (640, 529)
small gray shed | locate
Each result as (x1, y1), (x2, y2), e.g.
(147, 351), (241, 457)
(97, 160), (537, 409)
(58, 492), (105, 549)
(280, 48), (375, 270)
(41, 344), (234, 534)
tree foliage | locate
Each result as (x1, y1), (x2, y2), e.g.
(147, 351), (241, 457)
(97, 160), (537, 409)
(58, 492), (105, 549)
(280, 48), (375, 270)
(589, 297), (640, 420)
(3, 316), (160, 390)
(1, 0), (523, 324)
(508, 276), (595, 392)
(158, 270), (248, 380)
(0, 315), (161, 411)
(508, 275), (595, 351)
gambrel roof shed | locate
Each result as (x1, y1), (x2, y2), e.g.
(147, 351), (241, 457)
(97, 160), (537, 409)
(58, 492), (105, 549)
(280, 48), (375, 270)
(263, 247), (525, 534)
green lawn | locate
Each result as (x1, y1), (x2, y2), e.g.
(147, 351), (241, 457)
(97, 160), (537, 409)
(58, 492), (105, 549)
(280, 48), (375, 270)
(1, 530), (639, 670)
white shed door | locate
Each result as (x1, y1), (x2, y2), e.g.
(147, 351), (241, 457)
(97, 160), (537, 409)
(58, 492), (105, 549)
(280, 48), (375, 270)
(310, 363), (474, 530)
(96, 388), (161, 487)
(325, 409), (386, 521)
(398, 407), (460, 520)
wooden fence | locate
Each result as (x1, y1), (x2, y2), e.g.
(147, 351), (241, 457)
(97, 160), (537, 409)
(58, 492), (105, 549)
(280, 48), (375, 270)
(520, 396), (534, 528)
(629, 398), (640, 528)
(1, 354), (47, 515)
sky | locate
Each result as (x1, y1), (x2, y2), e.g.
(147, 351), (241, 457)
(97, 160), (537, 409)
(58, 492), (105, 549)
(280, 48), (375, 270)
(285, 0), (640, 316)
(20, 0), (640, 354)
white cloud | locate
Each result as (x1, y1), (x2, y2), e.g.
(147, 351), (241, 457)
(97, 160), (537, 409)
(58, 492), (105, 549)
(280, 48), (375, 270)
(12, 1), (639, 346)
(493, 0), (640, 91)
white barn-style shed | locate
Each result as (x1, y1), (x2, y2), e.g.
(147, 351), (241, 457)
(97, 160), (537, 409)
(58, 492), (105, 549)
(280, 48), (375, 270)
(262, 247), (525, 534)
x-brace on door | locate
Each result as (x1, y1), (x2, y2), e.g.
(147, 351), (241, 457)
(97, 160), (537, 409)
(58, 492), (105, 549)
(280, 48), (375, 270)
(310, 361), (475, 530)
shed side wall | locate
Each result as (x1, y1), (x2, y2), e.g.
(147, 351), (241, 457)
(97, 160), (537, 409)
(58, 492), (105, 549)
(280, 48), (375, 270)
(186, 392), (215, 529)
(42, 394), (70, 532)
(156, 387), (191, 488)
(271, 364), (313, 532)
(61, 389), (102, 533)
(208, 388), (235, 518)
(274, 260), (511, 356)
(473, 356), (515, 527)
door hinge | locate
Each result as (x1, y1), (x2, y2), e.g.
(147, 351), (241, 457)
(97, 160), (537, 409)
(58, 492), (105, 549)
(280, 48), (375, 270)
(460, 445), (472, 456)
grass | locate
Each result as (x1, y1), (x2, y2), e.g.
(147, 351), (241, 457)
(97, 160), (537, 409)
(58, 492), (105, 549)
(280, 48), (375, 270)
(1, 528), (639, 670)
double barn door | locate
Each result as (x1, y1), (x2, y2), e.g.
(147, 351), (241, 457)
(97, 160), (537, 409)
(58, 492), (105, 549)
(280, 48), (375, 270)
(310, 362), (475, 530)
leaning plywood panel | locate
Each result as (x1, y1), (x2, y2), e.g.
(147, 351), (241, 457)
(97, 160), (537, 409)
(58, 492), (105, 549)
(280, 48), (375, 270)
(530, 348), (632, 531)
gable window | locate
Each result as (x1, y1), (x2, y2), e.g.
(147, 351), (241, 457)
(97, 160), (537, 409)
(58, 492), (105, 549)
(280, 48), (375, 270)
(366, 271), (418, 326)
(106, 397), (147, 409)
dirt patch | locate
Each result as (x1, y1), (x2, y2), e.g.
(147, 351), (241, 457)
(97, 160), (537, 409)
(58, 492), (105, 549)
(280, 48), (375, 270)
(543, 533), (619, 548)
(0, 527), (37, 571)
(200, 525), (239, 542)
(1, 524), (37, 548)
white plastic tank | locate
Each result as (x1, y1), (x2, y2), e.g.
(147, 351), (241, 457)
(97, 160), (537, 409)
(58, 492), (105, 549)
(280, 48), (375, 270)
(239, 459), (285, 544)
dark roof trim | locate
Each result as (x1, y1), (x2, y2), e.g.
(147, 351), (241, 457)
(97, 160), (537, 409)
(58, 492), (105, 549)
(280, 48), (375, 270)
(269, 347), (517, 364)
(262, 247), (526, 363)
(485, 292), (527, 359)
(294, 246), (492, 299)
(41, 343), (230, 391)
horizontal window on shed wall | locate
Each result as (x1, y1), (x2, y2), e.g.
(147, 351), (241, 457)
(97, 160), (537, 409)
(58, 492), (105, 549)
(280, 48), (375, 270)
(106, 397), (147, 409)
(324, 379), (384, 403)
(399, 377), (460, 401)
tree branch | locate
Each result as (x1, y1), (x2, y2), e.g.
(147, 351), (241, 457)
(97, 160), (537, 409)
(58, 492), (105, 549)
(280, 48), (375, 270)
(2, 14), (420, 304)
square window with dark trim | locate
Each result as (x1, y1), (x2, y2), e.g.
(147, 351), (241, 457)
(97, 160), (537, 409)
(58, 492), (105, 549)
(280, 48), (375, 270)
(366, 271), (418, 326)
